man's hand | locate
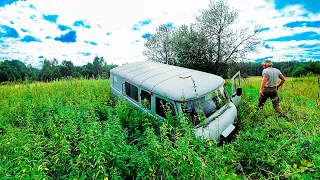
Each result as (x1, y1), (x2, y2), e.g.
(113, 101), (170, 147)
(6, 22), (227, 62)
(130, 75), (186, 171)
(277, 74), (286, 90)
(260, 89), (264, 97)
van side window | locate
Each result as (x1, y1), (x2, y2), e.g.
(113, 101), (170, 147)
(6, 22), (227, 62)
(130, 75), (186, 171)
(113, 75), (118, 83)
(156, 97), (176, 118)
(125, 82), (138, 102)
(141, 90), (151, 109)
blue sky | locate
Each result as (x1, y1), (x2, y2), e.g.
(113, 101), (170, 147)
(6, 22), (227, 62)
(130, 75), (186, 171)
(0, 0), (319, 66)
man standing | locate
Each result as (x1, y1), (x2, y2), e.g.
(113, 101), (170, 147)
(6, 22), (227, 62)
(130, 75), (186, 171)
(258, 59), (286, 116)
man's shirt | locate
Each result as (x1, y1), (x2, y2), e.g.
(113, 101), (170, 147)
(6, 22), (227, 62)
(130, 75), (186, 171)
(262, 68), (282, 88)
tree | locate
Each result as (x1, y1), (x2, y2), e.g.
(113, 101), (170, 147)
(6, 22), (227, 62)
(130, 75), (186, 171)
(0, 61), (21, 82)
(171, 25), (212, 72)
(143, 24), (175, 65)
(81, 62), (94, 78)
(60, 60), (74, 77)
(194, 0), (262, 77)
(6, 60), (28, 80)
(39, 59), (53, 81)
(93, 56), (105, 77)
(51, 58), (61, 79)
(291, 65), (308, 77)
(142, 0), (262, 77)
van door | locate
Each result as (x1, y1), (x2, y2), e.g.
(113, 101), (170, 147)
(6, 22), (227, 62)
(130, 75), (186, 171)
(231, 71), (242, 106)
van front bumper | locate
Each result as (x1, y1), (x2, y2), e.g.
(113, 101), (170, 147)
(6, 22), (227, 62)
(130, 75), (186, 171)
(218, 116), (239, 145)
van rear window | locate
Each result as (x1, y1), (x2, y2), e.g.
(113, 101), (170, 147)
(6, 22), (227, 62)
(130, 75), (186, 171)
(125, 82), (138, 102)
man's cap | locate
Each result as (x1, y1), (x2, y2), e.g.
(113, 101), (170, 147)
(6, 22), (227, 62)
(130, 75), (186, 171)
(262, 59), (273, 66)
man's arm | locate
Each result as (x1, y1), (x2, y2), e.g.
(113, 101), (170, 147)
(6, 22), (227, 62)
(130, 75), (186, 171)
(260, 74), (268, 96)
(276, 74), (286, 89)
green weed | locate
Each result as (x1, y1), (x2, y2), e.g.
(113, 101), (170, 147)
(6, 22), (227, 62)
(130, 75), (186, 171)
(0, 77), (319, 179)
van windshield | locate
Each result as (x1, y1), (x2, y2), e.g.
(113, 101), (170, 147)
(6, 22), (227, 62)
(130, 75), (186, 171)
(181, 86), (229, 125)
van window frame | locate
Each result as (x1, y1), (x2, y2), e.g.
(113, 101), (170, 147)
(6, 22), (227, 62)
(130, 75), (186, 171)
(124, 81), (139, 103)
(113, 75), (118, 84)
(154, 94), (177, 119)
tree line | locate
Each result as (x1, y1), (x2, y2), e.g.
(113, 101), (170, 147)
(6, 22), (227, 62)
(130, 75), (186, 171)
(1, 57), (319, 84)
(237, 61), (320, 78)
(0, 56), (117, 83)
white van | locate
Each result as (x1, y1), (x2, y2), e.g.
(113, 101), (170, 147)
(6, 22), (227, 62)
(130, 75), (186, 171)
(110, 61), (242, 142)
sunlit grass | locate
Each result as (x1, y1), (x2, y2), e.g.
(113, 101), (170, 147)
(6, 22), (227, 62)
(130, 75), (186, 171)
(0, 77), (319, 179)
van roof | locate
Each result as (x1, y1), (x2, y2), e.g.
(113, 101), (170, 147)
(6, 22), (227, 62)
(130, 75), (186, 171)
(110, 61), (224, 101)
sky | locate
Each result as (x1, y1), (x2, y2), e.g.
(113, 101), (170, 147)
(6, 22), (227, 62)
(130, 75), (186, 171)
(0, 0), (320, 67)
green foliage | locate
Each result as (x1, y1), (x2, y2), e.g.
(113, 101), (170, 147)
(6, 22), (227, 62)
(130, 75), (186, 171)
(291, 65), (308, 77)
(0, 62), (21, 81)
(93, 56), (104, 76)
(0, 56), (118, 83)
(0, 60), (35, 82)
(144, 0), (262, 78)
(287, 62), (320, 77)
(60, 60), (75, 77)
(0, 77), (319, 179)
(237, 61), (320, 78)
(143, 24), (175, 65)
(141, 0), (320, 78)
(172, 25), (212, 73)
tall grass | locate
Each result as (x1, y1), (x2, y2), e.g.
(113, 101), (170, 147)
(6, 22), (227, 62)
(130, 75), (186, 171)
(0, 77), (319, 179)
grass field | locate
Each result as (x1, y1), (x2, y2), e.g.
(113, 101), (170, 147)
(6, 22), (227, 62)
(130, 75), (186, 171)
(0, 77), (319, 179)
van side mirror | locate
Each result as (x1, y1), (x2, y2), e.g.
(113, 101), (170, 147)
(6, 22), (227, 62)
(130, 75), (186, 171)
(236, 87), (242, 96)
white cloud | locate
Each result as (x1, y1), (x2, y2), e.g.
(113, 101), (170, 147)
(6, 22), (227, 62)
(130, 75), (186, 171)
(226, 0), (320, 62)
(0, 0), (319, 66)
(0, 0), (210, 66)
